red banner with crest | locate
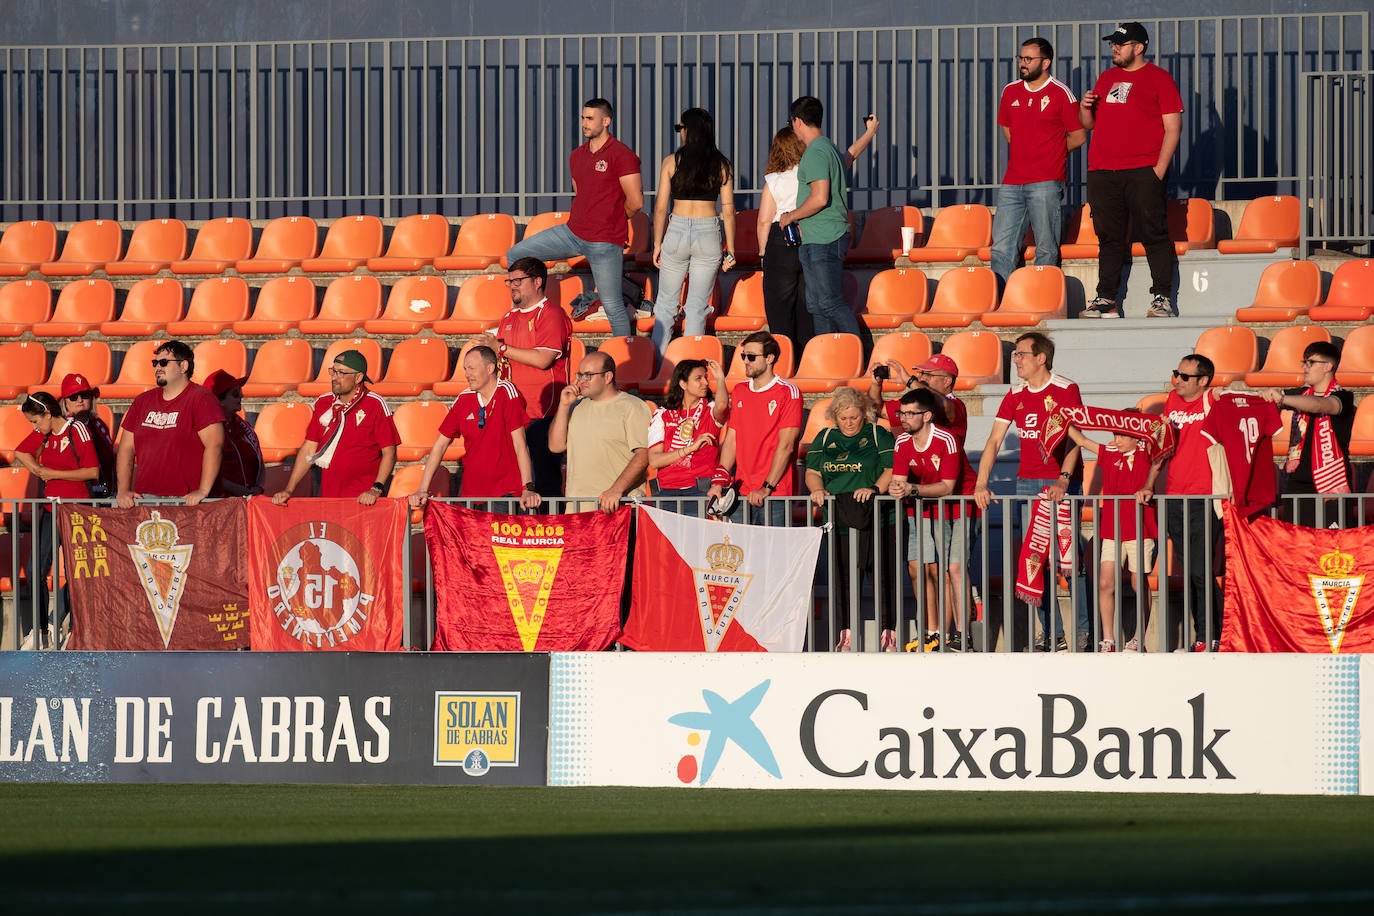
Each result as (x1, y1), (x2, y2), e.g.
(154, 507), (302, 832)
(60, 500), (249, 650)
(247, 497), (407, 651)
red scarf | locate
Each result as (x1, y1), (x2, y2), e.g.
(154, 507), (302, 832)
(311, 385), (369, 469)
(1040, 404), (1176, 466)
(1014, 486), (1076, 605)
(1288, 383), (1350, 494)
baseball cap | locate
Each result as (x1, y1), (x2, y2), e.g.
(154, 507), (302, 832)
(203, 369), (248, 398)
(1104, 22), (1149, 46)
(60, 373), (101, 401)
(333, 349), (371, 382)
(915, 354), (960, 378)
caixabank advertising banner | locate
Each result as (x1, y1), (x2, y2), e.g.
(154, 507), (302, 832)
(0, 652), (548, 785)
(548, 654), (1361, 795)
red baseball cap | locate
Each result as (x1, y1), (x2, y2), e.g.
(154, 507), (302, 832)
(915, 354), (959, 378)
(60, 373), (101, 400)
(203, 369), (248, 398)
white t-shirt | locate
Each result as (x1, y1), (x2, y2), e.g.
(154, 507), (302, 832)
(764, 167), (800, 220)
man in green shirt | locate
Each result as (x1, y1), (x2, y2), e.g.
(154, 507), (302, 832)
(777, 95), (862, 336)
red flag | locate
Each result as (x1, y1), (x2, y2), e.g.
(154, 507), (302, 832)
(621, 505), (822, 652)
(1220, 502), (1374, 653)
(425, 503), (627, 651)
(61, 501), (249, 650)
(247, 497), (406, 650)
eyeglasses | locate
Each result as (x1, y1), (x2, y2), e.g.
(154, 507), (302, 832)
(896, 409), (928, 418)
(739, 352), (765, 363)
(673, 123), (684, 132)
(1011, 350), (1036, 360)
(1171, 370), (1204, 381)
(150, 358), (183, 368)
(329, 367), (360, 377)
(575, 370), (608, 379)
(504, 275), (532, 286)
(916, 370), (953, 380)
(477, 403), (487, 429)
(1301, 359), (1332, 367)
(1017, 56), (1045, 63)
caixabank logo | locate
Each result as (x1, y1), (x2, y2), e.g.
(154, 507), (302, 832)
(434, 692), (520, 776)
(668, 679), (781, 785)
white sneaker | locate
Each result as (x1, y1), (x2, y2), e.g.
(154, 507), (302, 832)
(1098, 638), (1117, 653)
(1123, 636), (1141, 653)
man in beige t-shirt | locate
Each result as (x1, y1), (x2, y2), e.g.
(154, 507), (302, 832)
(549, 350), (653, 513)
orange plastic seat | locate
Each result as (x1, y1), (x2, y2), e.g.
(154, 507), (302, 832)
(639, 274), (722, 333)
(1347, 397), (1374, 457)
(389, 462), (455, 504)
(0, 466), (39, 526)
(165, 277), (250, 335)
(0, 221), (57, 277)
(432, 274), (508, 335)
(1134, 392), (1168, 415)
(366, 214), (450, 272)
(235, 216), (319, 273)
(906, 205), (991, 262)
(1058, 205), (1099, 259)
(301, 215), (386, 272)
(171, 217), (254, 274)
(298, 338), (383, 398)
(545, 274), (584, 312)
(848, 206), (925, 264)
(30, 340), (113, 397)
(911, 266), (998, 328)
(39, 219), (123, 276)
(982, 264), (1067, 327)
(31, 279), (116, 336)
(1217, 196), (1300, 254)
(253, 402), (314, 463)
(1234, 259), (1322, 322)
(0, 279), (53, 336)
(639, 335), (725, 396)
(299, 275), (382, 335)
(363, 275), (451, 334)
(1334, 324), (1374, 388)
(624, 211), (651, 265)
(713, 272), (767, 332)
(99, 277), (185, 337)
(797, 397), (835, 457)
(0, 341), (48, 400)
(1131, 198), (1216, 256)
(99, 340), (164, 398)
(596, 336), (658, 393)
(520, 212), (583, 268)
(1193, 326), (1259, 386)
(241, 338), (315, 397)
(393, 400), (465, 462)
(1243, 325), (1333, 388)
(939, 330), (1003, 390)
(231, 276), (317, 335)
(193, 338), (248, 384)
(732, 209), (762, 267)
(105, 218), (189, 276)
(434, 213), (517, 271)
(791, 333), (864, 393)
(726, 334), (794, 383)
(370, 337), (451, 397)
(1309, 259), (1374, 322)
(846, 330), (934, 395)
(861, 268), (929, 329)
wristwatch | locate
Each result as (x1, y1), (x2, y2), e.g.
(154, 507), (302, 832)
(761, 481), (776, 493)
(523, 482), (536, 492)
(371, 481), (386, 493)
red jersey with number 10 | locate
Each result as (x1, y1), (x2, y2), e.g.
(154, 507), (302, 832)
(1200, 392), (1281, 519)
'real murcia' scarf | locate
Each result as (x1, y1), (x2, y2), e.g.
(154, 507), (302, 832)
(1039, 404), (1177, 466)
(1015, 486), (1076, 606)
(1287, 382), (1350, 494)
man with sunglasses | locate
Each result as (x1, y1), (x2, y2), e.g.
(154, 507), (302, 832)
(468, 257), (572, 497)
(549, 351), (653, 514)
(273, 349), (399, 505)
(1136, 353), (1222, 650)
(116, 340), (224, 508)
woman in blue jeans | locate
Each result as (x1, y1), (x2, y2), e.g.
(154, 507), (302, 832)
(650, 108), (736, 357)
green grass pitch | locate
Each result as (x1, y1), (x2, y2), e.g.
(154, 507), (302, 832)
(2, 785), (1372, 914)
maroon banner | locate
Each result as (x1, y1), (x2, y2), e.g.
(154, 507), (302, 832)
(247, 497), (407, 651)
(61, 500), (249, 650)
(1220, 502), (1374, 653)
(425, 503), (627, 651)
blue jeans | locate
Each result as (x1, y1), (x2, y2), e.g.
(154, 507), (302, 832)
(651, 215), (721, 356)
(1011, 476), (1091, 640)
(507, 223), (633, 337)
(990, 181), (1064, 284)
(798, 235), (859, 335)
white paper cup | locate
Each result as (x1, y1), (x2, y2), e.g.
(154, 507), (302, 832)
(900, 226), (916, 256)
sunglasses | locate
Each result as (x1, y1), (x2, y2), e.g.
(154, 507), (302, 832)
(477, 403), (487, 430)
(150, 357), (183, 368)
(673, 123), (685, 131)
(739, 352), (765, 363)
(1171, 370), (1204, 381)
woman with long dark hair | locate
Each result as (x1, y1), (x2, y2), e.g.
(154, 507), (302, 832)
(650, 108), (735, 358)
(646, 357), (728, 515)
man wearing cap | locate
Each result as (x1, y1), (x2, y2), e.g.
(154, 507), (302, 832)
(116, 340), (225, 507)
(468, 256), (573, 497)
(866, 353), (968, 445)
(204, 369), (264, 497)
(1079, 21), (1184, 319)
(272, 349), (399, 505)
(59, 372), (115, 498)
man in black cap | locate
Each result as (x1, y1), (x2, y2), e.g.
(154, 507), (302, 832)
(1078, 21), (1184, 319)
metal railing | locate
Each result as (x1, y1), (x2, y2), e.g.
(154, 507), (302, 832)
(1301, 69), (1374, 256)
(1, 13), (1367, 221)
(4, 491), (1370, 653)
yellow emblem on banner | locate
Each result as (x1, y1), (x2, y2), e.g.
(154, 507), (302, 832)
(1310, 546), (1363, 653)
(492, 547), (563, 651)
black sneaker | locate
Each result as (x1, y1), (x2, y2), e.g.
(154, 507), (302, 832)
(1081, 297), (1121, 319)
(1033, 634), (1049, 653)
(944, 632), (963, 653)
(1054, 635), (1069, 652)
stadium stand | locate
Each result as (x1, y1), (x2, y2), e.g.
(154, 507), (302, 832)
(544, 273), (583, 311)
(596, 335), (658, 393)
(0, 279), (53, 335)
(298, 338), (383, 398)
(725, 334), (794, 382)
(364, 275), (450, 334)
(1058, 204), (1099, 259)
(298, 274), (384, 335)
(193, 337), (248, 383)
(711, 271), (767, 332)
(432, 274), (508, 335)
(910, 266), (997, 328)
(104, 218), (188, 276)
(31, 340), (112, 397)
(1193, 326), (1259, 386)
(165, 276), (250, 335)
(847, 206), (924, 264)
(433, 213), (517, 271)
(1244, 324), (1332, 388)
(791, 333), (864, 393)
(1131, 197), (1216, 255)
(980, 264), (1067, 326)
(393, 400), (465, 462)
(367, 214), (451, 272)
(1348, 397), (1374, 457)
(639, 335), (725, 396)
(241, 338), (316, 397)
(904, 204), (992, 261)
(860, 268), (928, 328)
(100, 340), (163, 398)
(1335, 325), (1374, 388)
(1216, 195), (1300, 254)
(171, 217), (254, 274)
(1308, 259), (1374, 322)
(99, 277), (185, 336)
(0, 220), (57, 276)
(1233, 259), (1322, 322)
(0, 340), (48, 399)
(235, 215), (319, 273)
(253, 402), (314, 463)
(847, 330), (934, 395)
(370, 336), (451, 397)
(301, 215), (385, 272)
(939, 329), (1003, 390)
(38, 218), (123, 276)
(0, 464), (36, 517)
(31, 279), (115, 337)
(798, 396), (835, 456)
(231, 276), (317, 335)
(731, 209), (762, 267)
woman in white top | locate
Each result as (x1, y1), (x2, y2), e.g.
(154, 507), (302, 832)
(756, 116), (881, 350)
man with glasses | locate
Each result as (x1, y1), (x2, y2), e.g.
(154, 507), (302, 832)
(116, 340), (224, 507)
(59, 372), (115, 497)
(866, 353), (968, 445)
(989, 37), (1086, 285)
(973, 332), (1090, 651)
(707, 331), (803, 526)
(1261, 342), (1357, 527)
(469, 257), (573, 497)
(273, 349), (398, 505)
(549, 351), (653, 514)
(409, 346), (541, 511)
(1079, 21), (1184, 318)
(504, 98), (643, 338)
(1135, 353), (1221, 650)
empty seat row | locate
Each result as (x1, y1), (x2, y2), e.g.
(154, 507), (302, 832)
(1193, 323), (1374, 390)
(1235, 258), (1374, 323)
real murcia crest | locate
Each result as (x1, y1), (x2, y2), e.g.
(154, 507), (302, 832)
(768, 399), (778, 416)
(355, 409), (366, 425)
(1310, 546), (1363, 653)
(492, 547), (563, 651)
(128, 510), (193, 648)
(692, 535), (752, 651)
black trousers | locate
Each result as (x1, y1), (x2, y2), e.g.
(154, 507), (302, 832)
(1163, 499), (1224, 647)
(525, 416), (563, 498)
(761, 223), (812, 351)
(1087, 167), (1176, 300)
